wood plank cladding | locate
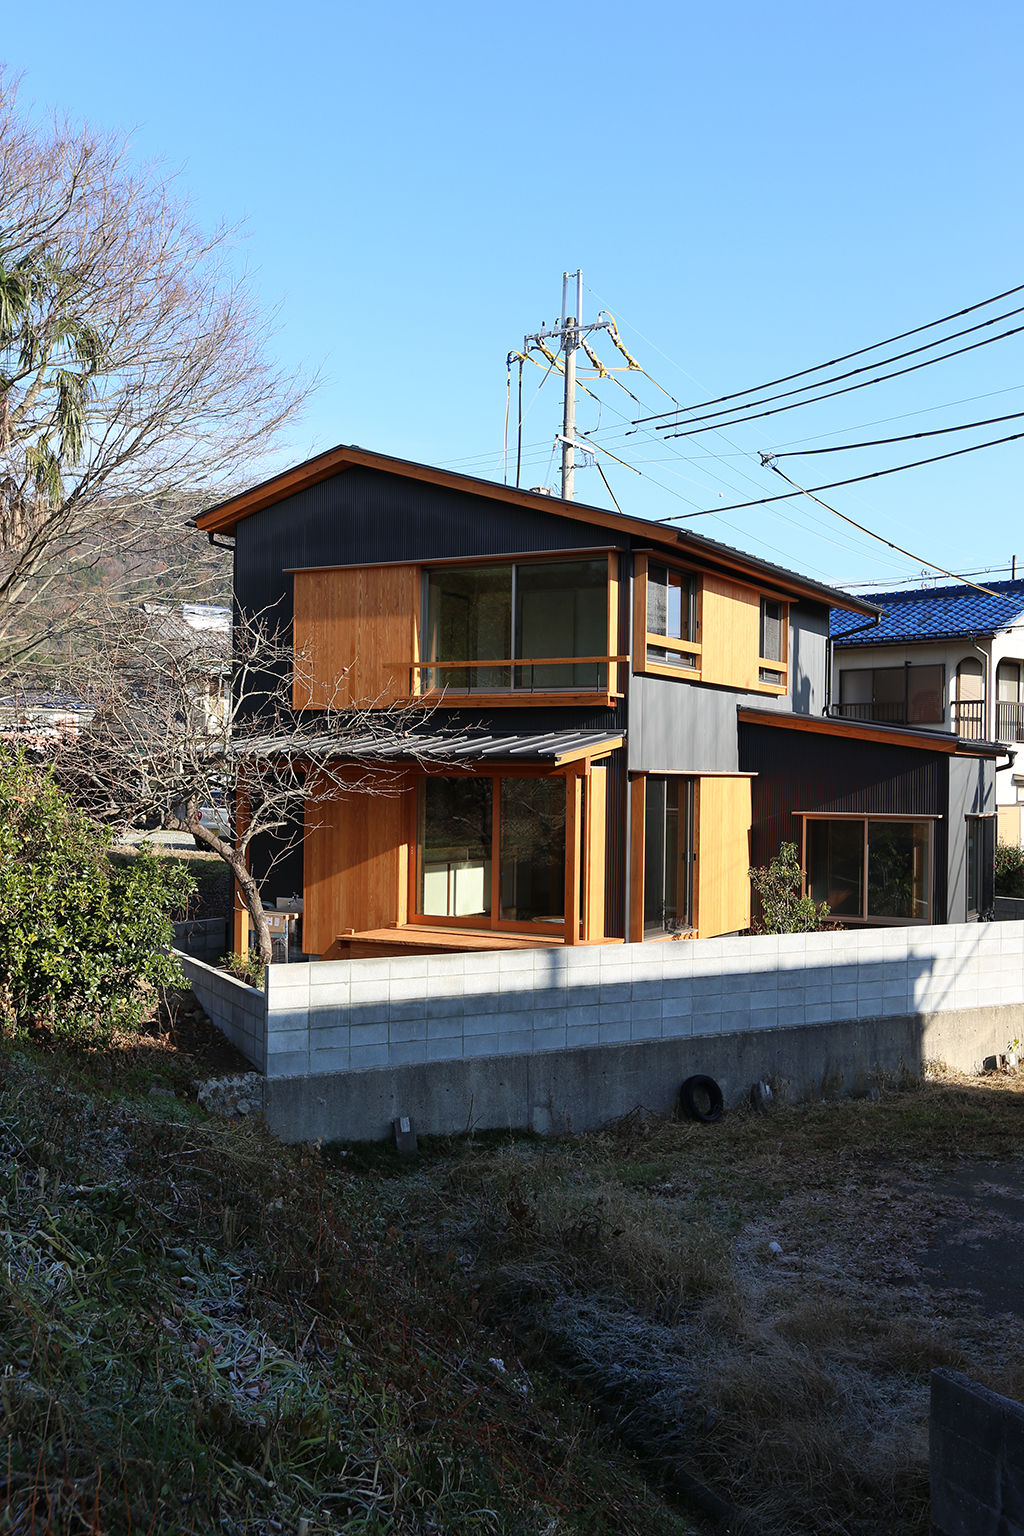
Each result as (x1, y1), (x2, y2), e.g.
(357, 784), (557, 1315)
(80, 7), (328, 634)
(293, 565), (419, 709)
(585, 765), (607, 942)
(694, 776), (752, 938)
(699, 573), (761, 691)
(302, 772), (413, 956)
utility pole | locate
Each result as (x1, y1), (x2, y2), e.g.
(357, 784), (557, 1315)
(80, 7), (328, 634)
(524, 270), (610, 500)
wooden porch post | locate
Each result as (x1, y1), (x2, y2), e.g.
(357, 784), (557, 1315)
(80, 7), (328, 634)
(564, 769), (583, 945)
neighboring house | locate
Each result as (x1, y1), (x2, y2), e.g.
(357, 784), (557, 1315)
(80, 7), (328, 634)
(141, 602), (231, 737)
(193, 445), (1003, 955)
(831, 580), (1024, 847)
(0, 689), (94, 736)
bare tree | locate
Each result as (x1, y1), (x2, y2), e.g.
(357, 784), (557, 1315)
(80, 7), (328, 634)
(46, 603), (437, 967)
(0, 69), (310, 673)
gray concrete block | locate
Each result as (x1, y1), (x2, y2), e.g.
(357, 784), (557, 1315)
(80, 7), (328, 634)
(425, 1015), (463, 1041)
(389, 1018), (428, 1044)
(350, 1043), (390, 1070)
(309, 1046), (350, 1074)
(463, 1032), (499, 1057)
(351, 1021), (389, 1047)
(388, 1040), (427, 1067)
(266, 1050), (310, 1078)
(426, 1036), (463, 1063)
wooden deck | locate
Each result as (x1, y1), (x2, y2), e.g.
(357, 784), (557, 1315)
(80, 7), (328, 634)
(320, 925), (619, 961)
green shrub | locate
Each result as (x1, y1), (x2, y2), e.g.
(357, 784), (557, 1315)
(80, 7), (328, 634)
(995, 840), (1024, 899)
(750, 840), (830, 933)
(0, 750), (196, 1042)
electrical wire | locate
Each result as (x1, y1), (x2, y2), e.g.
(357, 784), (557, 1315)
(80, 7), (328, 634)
(663, 427), (1024, 517)
(659, 318), (1024, 438)
(773, 406), (1024, 457)
(755, 462), (999, 596)
(635, 278), (1024, 423)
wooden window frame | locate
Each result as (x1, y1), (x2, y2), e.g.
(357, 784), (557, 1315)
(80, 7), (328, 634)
(632, 553), (704, 682)
(407, 760), (608, 946)
(413, 551), (622, 709)
(756, 594), (789, 695)
(797, 812), (937, 926)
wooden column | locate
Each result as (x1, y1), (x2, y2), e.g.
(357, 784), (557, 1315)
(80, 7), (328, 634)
(584, 763), (607, 942)
(629, 774), (646, 944)
(232, 780), (250, 956)
(564, 770), (583, 945)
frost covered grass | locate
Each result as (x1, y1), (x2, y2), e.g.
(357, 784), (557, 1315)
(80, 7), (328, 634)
(0, 1043), (696, 1536)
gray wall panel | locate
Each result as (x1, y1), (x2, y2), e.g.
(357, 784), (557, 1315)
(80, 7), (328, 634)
(790, 600), (829, 714)
(946, 753), (996, 924)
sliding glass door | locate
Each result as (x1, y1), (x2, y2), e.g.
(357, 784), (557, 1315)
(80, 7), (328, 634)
(416, 774), (568, 931)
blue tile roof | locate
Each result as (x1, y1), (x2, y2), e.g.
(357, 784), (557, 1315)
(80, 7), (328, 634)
(831, 579), (1024, 646)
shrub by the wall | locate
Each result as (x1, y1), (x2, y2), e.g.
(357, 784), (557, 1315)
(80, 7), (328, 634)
(0, 750), (196, 1042)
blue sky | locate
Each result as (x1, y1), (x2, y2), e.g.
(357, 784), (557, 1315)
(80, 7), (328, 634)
(5, 0), (1024, 590)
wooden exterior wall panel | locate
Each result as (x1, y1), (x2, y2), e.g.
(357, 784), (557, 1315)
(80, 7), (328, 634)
(303, 772), (413, 955)
(700, 574), (760, 691)
(293, 565), (419, 709)
(695, 776), (752, 938)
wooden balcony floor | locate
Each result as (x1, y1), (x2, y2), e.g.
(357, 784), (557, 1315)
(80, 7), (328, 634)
(320, 925), (620, 960)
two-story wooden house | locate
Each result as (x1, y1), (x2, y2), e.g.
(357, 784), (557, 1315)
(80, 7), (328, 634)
(195, 444), (1003, 953)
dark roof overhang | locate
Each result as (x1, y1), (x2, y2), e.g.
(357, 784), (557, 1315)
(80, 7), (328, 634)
(737, 707), (1005, 758)
(239, 728), (624, 768)
(195, 442), (879, 617)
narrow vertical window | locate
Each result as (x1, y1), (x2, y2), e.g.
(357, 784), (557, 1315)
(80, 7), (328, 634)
(759, 598), (786, 685)
(643, 776), (695, 936)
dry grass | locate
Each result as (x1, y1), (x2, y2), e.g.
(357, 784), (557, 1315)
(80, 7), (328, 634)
(361, 1068), (1024, 1536)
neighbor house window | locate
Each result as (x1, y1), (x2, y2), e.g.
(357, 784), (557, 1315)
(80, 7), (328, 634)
(423, 558), (608, 693)
(804, 816), (933, 923)
(953, 657), (985, 739)
(997, 661), (1024, 743)
(838, 664), (945, 725)
(643, 776), (695, 937)
(758, 597), (786, 685)
(646, 563), (697, 670)
(416, 774), (566, 927)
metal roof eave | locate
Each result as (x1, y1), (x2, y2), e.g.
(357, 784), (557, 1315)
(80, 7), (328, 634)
(736, 706), (1006, 758)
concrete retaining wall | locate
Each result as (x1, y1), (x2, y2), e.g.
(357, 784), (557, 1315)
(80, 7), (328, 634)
(175, 923), (1024, 1143)
(930, 1367), (1024, 1536)
(172, 917), (230, 963)
(175, 952), (266, 1072)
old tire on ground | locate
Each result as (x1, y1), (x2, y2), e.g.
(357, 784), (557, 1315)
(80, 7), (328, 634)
(679, 1075), (724, 1123)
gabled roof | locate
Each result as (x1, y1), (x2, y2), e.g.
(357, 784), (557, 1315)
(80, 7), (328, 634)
(195, 442), (879, 617)
(831, 578), (1024, 647)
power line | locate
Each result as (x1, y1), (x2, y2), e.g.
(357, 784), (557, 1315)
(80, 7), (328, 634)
(659, 320), (1024, 439)
(635, 278), (1024, 424)
(774, 406), (1024, 457)
(757, 462), (999, 597)
(663, 427), (1024, 518)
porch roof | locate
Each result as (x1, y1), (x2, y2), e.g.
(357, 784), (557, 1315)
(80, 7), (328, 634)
(244, 728), (624, 768)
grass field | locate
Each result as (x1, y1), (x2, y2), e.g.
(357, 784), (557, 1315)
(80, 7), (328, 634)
(3, 1003), (1023, 1535)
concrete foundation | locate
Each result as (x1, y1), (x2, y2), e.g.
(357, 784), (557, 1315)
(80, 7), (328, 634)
(262, 1003), (1020, 1144)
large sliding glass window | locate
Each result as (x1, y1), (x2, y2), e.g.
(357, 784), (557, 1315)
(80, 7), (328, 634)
(644, 776), (695, 937)
(416, 774), (567, 928)
(805, 817), (932, 923)
(838, 665), (945, 725)
(424, 558), (608, 693)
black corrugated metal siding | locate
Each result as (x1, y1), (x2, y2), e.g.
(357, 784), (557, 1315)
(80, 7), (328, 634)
(602, 746), (627, 938)
(738, 722), (949, 922)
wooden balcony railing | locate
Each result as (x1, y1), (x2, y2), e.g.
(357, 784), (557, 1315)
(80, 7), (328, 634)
(410, 655), (628, 697)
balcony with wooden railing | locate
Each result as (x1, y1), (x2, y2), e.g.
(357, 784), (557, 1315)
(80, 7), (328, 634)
(410, 654), (628, 707)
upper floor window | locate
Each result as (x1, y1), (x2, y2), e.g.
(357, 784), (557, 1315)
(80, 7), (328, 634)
(996, 661), (1024, 744)
(838, 664), (945, 725)
(646, 564), (697, 671)
(758, 597), (786, 686)
(953, 657), (985, 740)
(423, 557), (611, 694)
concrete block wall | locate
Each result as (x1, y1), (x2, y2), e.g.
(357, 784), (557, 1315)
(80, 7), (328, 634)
(172, 918), (230, 964)
(258, 921), (1024, 1081)
(175, 952), (266, 1071)
(930, 1368), (1024, 1536)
